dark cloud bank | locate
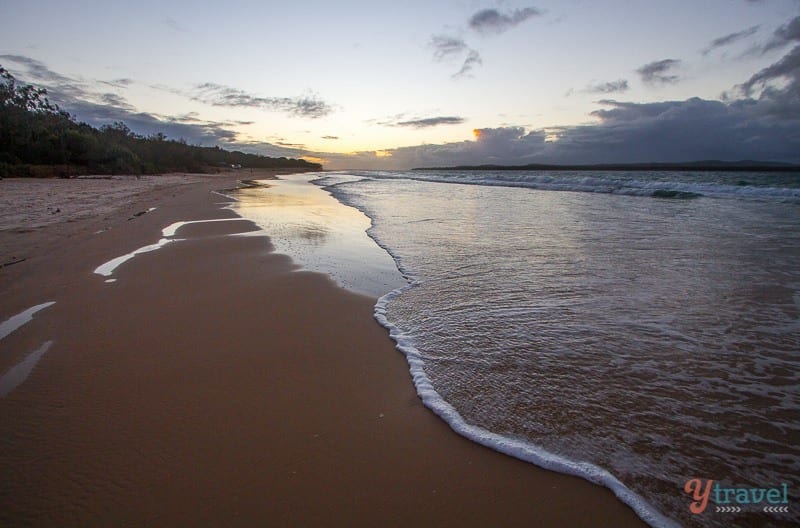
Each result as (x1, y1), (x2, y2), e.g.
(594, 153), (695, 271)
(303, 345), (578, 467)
(340, 86), (799, 170)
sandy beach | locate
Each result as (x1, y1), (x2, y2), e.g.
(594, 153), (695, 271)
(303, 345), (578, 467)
(0, 172), (646, 526)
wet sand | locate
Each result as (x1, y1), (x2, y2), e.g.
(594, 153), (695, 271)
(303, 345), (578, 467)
(0, 172), (647, 526)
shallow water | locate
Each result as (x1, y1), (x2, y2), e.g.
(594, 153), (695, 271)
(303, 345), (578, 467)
(311, 170), (800, 528)
(230, 176), (405, 298)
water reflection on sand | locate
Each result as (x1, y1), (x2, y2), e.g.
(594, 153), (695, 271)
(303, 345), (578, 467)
(230, 174), (405, 298)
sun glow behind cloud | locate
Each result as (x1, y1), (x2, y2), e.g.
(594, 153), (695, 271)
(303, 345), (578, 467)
(544, 130), (561, 143)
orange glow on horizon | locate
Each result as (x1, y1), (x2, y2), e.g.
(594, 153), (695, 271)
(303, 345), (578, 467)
(301, 156), (326, 165)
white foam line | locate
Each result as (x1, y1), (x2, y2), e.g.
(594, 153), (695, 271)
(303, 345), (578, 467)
(94, 238), (178, 277)
(95, 218), (252, 279)
(213, 189), (239, 201)
(376, 289), (680, 528)
(161, 218), (246, 238)
(0, 341), (53, 397)
(0, 302), (56, 342)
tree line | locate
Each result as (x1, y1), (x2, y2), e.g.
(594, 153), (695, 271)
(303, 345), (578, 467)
(0, 65), (321, 177)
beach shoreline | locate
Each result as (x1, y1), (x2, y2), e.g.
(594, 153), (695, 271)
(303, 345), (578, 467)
(0, 172), (647, 526)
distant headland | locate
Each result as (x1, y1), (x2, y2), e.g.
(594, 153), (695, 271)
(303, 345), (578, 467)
(413, 161), (800, 173)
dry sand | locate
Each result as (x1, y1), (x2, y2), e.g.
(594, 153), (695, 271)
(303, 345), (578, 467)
(0, 172), (647, 526)
(0, 173), (214, 269)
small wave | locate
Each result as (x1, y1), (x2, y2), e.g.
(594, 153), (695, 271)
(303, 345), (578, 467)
(651, 190), (703, 199)
(348, 170), (800, 203)
(373, 281), (679, 528)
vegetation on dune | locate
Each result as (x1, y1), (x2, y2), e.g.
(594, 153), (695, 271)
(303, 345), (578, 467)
(0, 66), (321, 177)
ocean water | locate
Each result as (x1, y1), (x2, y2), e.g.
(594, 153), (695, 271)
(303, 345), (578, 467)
(301, 170), (800, 528)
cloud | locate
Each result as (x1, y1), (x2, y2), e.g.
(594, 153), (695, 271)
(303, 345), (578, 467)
(98, 92), (136, 111)
(225, 138), (314, 159)
(166, 112), (206, 123)
(636, 59), (681, 85)
(63, 98), (241, 144)
(290, 40), (800, 170)
(429, 6), (540, 78)
(322, 135), (339, 140)
(1, 56), (337, 164)
(430, 35), (468, 60)
(468, 7), (542, 35)
(724, 26), (800, 119)
(165, 112), (254, 127)
(372, 114), (466, 128)
(429, 35), (482, 78)
(1, 54), (122, 108)
(192, 82), (333, 118)
(322, 89), (800, 170)
(763, 15), (800, 53)
(702, 25), (759, 55)
(98, 78), (134, 89)
(585, 79), (629, 94)
(452, 50), (483, 78)
(394, 116), (466, 128)
(734, 44), (800, 121)
(739, 44), (800, 94)
(0, 54), (72, 84)
(0, 55), (261, 146)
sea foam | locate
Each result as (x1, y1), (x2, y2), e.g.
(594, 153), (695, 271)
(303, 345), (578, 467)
(316, 174), (681, 528)
(94, 218), (248, 278)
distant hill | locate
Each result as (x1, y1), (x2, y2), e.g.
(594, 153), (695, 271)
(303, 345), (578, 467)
(413, 160), (800, 172)
(1, 65), (321, 177)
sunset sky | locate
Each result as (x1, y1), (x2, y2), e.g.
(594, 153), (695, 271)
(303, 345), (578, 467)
(1, 0), (799, 169)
